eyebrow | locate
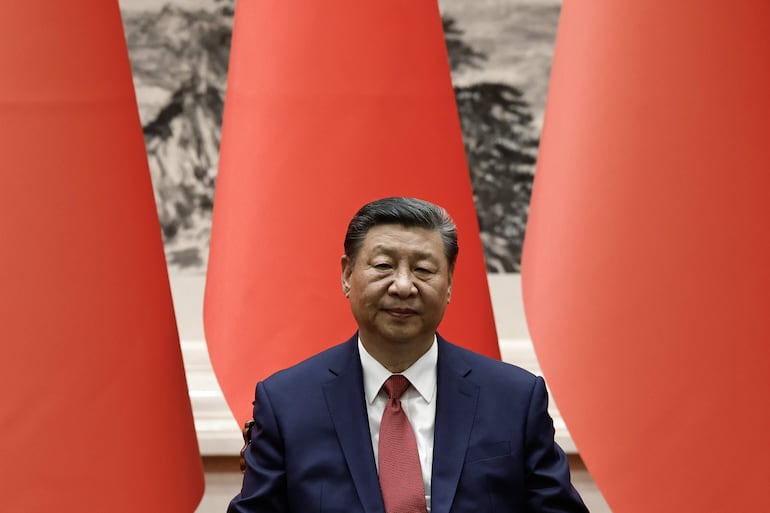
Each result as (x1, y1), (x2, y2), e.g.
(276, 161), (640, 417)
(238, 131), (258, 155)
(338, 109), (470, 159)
(369, 245), (440, 262)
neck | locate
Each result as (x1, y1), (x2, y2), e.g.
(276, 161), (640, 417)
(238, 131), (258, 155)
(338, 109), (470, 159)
(360, 335), (434, 373)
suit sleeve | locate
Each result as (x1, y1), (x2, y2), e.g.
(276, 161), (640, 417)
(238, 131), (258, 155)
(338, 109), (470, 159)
(524, 376), (590, 513)
(227, 381), (290, 513)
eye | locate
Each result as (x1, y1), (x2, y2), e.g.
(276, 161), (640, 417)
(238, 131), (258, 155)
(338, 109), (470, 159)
(373, 263), (392, 270)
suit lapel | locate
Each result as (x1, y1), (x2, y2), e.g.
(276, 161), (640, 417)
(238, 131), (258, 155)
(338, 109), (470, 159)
(430, 339), (479, 513)
(323, 338), (384, 513)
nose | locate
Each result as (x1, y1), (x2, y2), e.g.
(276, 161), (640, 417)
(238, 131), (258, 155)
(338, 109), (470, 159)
(388, 267), (417, 298)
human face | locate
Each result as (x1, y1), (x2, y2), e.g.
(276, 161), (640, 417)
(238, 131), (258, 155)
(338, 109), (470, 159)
(341, 224), (452, 353)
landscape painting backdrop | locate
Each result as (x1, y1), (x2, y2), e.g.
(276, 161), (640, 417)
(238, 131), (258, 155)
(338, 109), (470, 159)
(119, 0), (561, 275)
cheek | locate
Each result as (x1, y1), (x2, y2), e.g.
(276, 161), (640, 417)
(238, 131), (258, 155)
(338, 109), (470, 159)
(351, 282), (383, 305)
(363, 285), (387, 305)
(359, 275), (389, 293)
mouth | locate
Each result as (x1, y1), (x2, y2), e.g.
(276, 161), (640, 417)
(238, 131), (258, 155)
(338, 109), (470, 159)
(383, 307), (418, 318)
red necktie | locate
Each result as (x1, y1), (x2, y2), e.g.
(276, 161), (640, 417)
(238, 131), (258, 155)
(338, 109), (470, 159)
(378, 375), (427, 513)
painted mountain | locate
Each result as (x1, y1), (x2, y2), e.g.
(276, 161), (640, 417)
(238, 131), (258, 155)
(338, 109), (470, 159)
(121, 1), (559, 273)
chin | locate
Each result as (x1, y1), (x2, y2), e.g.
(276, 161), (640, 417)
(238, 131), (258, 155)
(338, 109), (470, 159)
(381, 329), (430, 346)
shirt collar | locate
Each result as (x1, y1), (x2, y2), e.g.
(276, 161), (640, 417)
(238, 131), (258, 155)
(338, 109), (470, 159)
(359, 334), (438, 405)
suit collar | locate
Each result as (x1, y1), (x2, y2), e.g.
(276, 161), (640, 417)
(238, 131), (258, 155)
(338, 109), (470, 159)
(323, 334), (480, 513)
(431, 335), (479, 513)
(323, 336), (385, 513)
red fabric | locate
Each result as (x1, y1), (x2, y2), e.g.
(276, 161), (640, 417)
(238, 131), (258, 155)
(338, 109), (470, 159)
(378, 375), (427, 513)
(522, 1), (770, 512)
(0, 2), (203, 511)
(204, 0), (499, 425)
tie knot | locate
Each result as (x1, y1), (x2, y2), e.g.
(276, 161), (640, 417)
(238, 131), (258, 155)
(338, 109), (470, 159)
(383, 374), (410, 400)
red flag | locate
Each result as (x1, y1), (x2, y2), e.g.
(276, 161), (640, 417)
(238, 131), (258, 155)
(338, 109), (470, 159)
(0, 2), (204, 511)
(205, 0), (499, 424)
(522, 1), (770, 512)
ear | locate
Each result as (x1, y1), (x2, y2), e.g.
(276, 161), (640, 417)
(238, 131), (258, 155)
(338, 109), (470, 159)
(446, 273), (453, 304)
(341, 255), (352, 297)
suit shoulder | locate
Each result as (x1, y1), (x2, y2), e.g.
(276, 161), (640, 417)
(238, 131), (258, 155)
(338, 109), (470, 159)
(262, 338), (355, 387)
(440, 338), (539, 386)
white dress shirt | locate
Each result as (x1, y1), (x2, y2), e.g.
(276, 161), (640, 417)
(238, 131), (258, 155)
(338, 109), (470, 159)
(359, 336), (438, 512)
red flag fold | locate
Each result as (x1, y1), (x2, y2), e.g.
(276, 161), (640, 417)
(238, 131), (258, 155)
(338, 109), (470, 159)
(523, 1), (770, 511)
(0, 2), (204, 511)
(205, 0), (499, 424)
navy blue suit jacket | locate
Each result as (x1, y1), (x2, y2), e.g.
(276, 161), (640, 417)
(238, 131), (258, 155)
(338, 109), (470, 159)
(229, 334), (588, 512)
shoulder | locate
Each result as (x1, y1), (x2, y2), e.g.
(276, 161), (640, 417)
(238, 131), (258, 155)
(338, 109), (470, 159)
(262, 336), (357, 388)
(438, 336), (550, 422)
(438, 335), (540, 388)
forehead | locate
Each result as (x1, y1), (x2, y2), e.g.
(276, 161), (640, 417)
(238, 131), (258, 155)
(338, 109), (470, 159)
(359, 224), (445, 257)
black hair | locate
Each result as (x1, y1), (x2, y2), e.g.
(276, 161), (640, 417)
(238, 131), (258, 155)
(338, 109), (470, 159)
(343, 197), (458, 271)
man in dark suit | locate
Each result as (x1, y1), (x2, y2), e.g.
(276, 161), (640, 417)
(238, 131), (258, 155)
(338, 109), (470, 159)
(229, 197), (588, 513)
